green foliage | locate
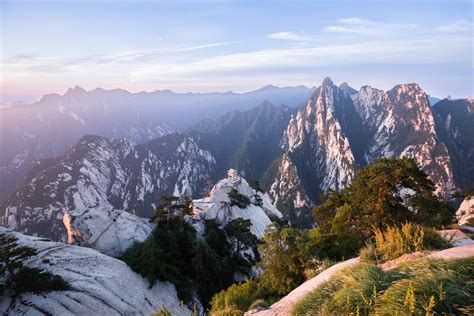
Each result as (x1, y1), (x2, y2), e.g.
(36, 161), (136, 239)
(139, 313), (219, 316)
(225, 218), (259, 262)
(292, 258), (474, 315)
(228, 188), (251, 208)
(12, 267), (70, 295)
(150, 195), (192, 223)
(312, 157), (455, 259)
(153, 305), (172, 316)
(379, 259), (474, 315)
(210, 278), (277, 315)
(249, 180), (264, 193)
(121, 217), (198, 302)
(258, 224), (309, 296)
(122, 216), (256, 307)
(0, 233), (70, 297)
(360, 223), (451, 263)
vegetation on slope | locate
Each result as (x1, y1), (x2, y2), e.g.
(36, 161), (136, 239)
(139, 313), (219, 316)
(359, 223), (451, 264)
(122, 196), (258, 306)
(210, 158), (459, 315)
(0, 233), (70, 297)
(292, 258), (474, 315)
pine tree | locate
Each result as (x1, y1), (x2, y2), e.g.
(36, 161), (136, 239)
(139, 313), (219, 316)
(151, 195), (192, 223)
(224, 218), (258, 257)
(0, 233), (70, 296)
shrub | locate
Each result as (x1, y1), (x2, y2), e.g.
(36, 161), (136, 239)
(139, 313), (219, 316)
(292, 263), (399, 315)
(359, 241), (378, 264)
(258, 224), (308, 295)
(0, 233), (70, 297)
(313, 158), (455, 240)
(228, 188), (251, 208)
(12, 267), (70, 295)
(210, 278), (276, 315)
(249, 180), (264, 193)
(292, 257), (474, 315)
(360, 223), (451, 263)
(379, 258), (474, 315)
(122, 217), (255, 307)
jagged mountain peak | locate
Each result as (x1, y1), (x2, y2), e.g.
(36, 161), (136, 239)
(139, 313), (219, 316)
(321, 77), (334, 87)
(65, 85), (87, 95)
(339, 82), (358, 95)
(1, 132), (216, 240)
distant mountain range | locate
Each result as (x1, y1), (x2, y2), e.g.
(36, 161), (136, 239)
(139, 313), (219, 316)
(1, 79), (472, 238)
(0, 85), (314, 205)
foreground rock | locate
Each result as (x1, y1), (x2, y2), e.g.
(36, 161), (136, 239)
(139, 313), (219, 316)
(456, 196), (474, 225)
(63, 208), (154, 257)
(192, 169), (282, 238)
(0, 227), (190, 316)
(247, 244), (474, 316)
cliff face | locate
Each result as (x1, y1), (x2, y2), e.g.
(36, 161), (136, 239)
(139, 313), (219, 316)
(2, 133), (215, 240)
(0, 227), (190, 316)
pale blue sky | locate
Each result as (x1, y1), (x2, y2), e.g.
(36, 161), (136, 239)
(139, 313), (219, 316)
(1, 0), (472, 104)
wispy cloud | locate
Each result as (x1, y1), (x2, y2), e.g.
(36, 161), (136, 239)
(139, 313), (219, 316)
(1, 42), (230, 71)
(267, 31), (315, 42)
(324, 26), (375, 34)
(337, 17), (369, 25)
(324, 17), (417, 35)
(130, 37), (471, 83)
(436, 20), (473, 33)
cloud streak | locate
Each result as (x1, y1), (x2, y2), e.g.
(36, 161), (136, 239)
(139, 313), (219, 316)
(324, 17), (417, 35)
(1, 42), (231, 71)
(267, 31), (316, 42)
(130, 37), (471, 82)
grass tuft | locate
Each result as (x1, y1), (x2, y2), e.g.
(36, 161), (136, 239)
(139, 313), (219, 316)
(292, 257), (474, 315)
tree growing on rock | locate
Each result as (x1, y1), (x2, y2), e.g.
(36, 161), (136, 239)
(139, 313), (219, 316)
(0, 233), (70, 297)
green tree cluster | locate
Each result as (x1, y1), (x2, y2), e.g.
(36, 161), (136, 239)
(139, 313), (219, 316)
(312, 157), (455, 259)
(228, 188), (251, 208)
(210, 158), (458, 315)
(0, 233), (70, 297)
(122, 199), (259, 307)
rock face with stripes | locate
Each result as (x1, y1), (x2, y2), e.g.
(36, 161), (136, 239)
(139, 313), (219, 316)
(192, 170), (282, 239)
(0, 227), (191, 316)
(63, 208), (154, 257)
(1, 133), (215, 240)
(352, 83), (456, 196)
(263, 78), (462, 223)
(2, 79), (471, 233)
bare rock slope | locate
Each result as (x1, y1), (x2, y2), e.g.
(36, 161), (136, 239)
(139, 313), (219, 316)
(0, 227), (190, 316)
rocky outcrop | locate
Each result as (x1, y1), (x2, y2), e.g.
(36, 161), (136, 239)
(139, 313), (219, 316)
(63, 208), (154, 257)
(0, 227), (190, 316)
(0, 85), (313, 207)
(352, 83), (455, 196)
(264, 79), (461, 223)
(456, 196), (474, 225)
(433, 98), (474, 188)
(281, 78), (358, 197)
(1, 133), (215, 240)
(261, 154), (309, 225)
(192, 170), (282, 238)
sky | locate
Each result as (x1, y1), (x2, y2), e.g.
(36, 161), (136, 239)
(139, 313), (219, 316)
(0, 0), (472, 105)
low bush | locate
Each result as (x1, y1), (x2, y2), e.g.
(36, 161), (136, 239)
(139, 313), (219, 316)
(360, 223), (450, 263)
(292, 257), (474, 315)
(228, 188), (251, 208)
(210, 278), (277, 315)
(0, 233), (70, 297)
